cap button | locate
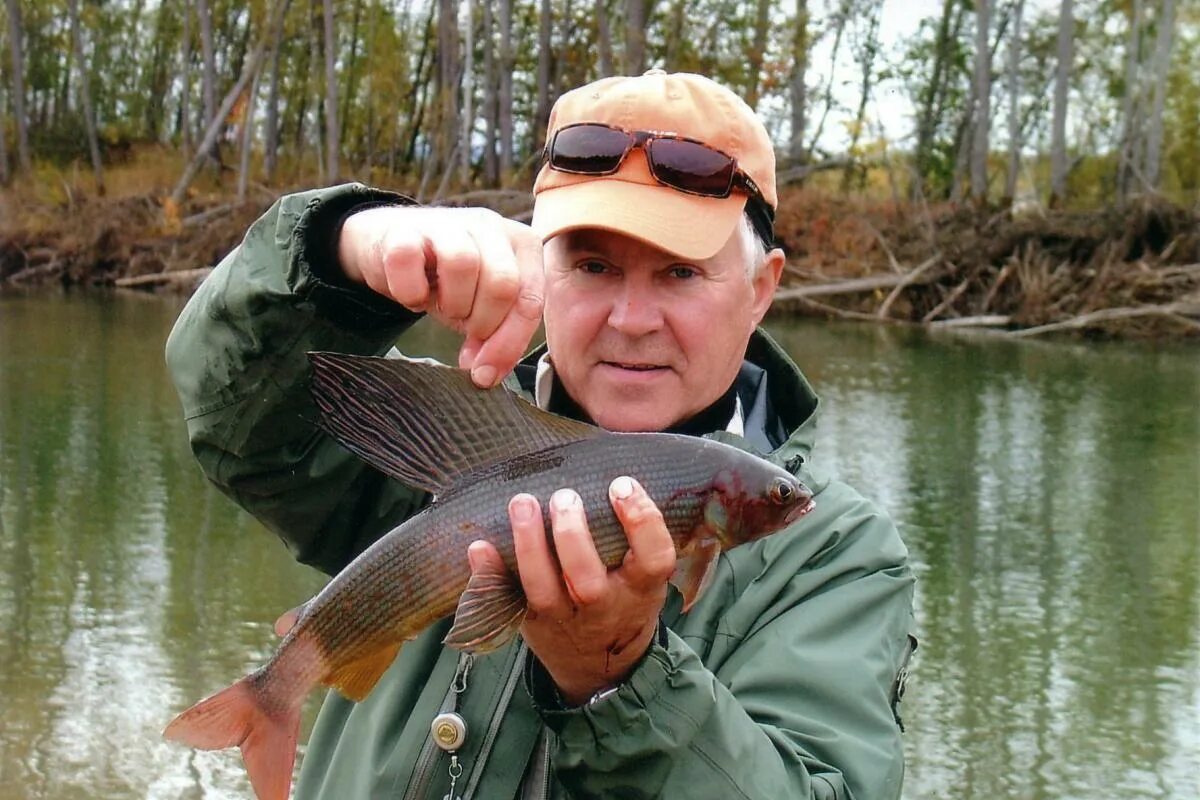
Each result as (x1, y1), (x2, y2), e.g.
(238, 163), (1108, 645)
(642, 68), (666, 76)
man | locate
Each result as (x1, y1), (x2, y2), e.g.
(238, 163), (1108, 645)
(166, 70), (915, 799)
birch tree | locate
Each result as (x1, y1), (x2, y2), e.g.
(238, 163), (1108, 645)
(323, 0), (339, 181)
(625, 0), (648, 74)
(596, 0), (614, 78)
(1118, 0), (1144, 202)
(1049, 0), (1073, 206)
(461, 0), (473, 184)
(195, 0), (218, 158)
(1004, 0), (1024, 204)
(969, 0), (992, 203)
(788, 0), (810, 163)
(482, 0), (498, 185)
(745, 0), (772, 110)
(5, 0), (30, 174)
(498, 0), (513, 177)
(67, 0), (104, 195)
(1143, 0), (1176, 189)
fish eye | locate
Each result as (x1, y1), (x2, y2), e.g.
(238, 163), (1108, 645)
(770, 478), (795, 504)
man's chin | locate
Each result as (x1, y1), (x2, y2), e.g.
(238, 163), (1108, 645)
(585, 396), (685, 433)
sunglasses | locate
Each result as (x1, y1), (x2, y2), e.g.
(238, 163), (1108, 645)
(544, 122), (775, 246)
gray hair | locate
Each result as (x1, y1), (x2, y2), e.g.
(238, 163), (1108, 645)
(739, 212), (770, 280)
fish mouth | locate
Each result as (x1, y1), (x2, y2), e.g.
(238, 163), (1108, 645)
(785, 498), (816, 524)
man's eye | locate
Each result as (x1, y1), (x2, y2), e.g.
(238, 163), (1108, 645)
(579, 260), (609, 275)
(669, 266), (697, 279)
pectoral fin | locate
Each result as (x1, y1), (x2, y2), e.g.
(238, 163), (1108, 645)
(324, 642), (403, 702)
(670, 537), (722, 612)
(444, 561), (527, 654)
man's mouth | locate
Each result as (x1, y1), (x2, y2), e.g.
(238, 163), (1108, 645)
(602, 361), (666, 372)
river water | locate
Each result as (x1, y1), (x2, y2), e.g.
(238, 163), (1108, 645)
(1, 291), (1197, 800)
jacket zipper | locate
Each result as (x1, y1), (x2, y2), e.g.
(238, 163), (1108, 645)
(460, 641), (527, 799)
(535, 730), (553, 800)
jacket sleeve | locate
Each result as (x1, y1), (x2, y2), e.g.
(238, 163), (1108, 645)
(528, 476), (916, 800)
(164, 182), (429, 575)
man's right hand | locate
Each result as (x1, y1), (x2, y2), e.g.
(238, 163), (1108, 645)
(338, 206), (545, 388)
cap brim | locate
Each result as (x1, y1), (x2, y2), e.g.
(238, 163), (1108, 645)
(532, 179), (746, 261)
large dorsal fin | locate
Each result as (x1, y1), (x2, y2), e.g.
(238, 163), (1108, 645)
(308, 352), (601, 496)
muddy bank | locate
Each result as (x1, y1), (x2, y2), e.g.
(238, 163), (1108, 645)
(3, 187), (1198, 338)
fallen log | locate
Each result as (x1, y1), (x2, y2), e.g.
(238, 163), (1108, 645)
(775, 263), (941, 301)
(1006, 302), (1200, 338)
(114, 267), (213, 288)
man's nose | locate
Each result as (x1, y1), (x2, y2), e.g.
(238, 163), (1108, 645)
(606, 284), (663, 336)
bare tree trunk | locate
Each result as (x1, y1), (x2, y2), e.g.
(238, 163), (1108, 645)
(788, 0), (809, 163)
(912, 0), (957, 196)
(535, 0), (552, 151)
(595, 0), (614, 77)
(498, 0), (513, 177)
(625, 0), (647, 74)
(436, 0), (459, 185)
(339, 0), (364, 150)
(1004, 0), (1024, 204)
(5, 0), (31, 174)
(1117, 0), (1144, 203)
(263, 0), (291, 182)
(1142, 0), (1175, 190)
(323, 0), (339, 182)
(237, 67), (260, 202)
(462, 0), (474, 185)
(806, 0), (850, 156)
(482, 0), (498, 186)
(969, 0), (992, 204)
(67, 0), (105, 195)
(196, 0), (218, 159)
(179, 0), (193, 158)
(1048, 0), (1073, 206)
(0, 85), (9, 185)
(841, 3), (881, 192)
(171, 1), (285, 207)
(744, 0), (771, 109)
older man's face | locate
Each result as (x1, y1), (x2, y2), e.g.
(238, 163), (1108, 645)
(542, 225), (782, 432)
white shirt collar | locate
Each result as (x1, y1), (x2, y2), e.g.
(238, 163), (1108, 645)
(532, 353), (744, 436)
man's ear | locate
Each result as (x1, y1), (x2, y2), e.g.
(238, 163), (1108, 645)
(750, 248), (786, 325)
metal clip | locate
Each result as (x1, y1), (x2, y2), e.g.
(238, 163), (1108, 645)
(431, 712), (468, 753)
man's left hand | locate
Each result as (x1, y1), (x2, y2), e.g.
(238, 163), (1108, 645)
(467, 477), (676, 705)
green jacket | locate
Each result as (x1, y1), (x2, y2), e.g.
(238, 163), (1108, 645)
(165, 183), (916, 800)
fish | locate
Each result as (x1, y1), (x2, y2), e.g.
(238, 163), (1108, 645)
(163, 353), (814, 800)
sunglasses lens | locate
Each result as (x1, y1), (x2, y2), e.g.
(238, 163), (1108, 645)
(647, 138), (735, 197)
(551, 125), (632, 173)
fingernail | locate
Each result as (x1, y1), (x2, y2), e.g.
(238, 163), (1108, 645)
(511, 495), (536, 522)
(551, 488), (579, 511)
(471, 364), (497, 387)
(610, 476), (635, 500)
(467, 541), (484, 571)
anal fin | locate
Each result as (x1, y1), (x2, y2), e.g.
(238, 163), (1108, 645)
(324, 642), (403, 702)
(443, 562), (527, 654)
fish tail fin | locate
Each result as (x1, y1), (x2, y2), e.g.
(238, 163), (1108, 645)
(164, 675), (299, 800)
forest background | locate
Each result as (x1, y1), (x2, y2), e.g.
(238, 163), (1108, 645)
(1, 0), (1197, 337)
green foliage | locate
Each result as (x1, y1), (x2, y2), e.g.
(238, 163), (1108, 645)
(0, 0), (1195, 205)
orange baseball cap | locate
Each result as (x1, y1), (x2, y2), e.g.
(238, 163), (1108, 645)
(532, 70), (777, 260)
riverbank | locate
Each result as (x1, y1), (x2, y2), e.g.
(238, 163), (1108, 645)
(3, 181), (1198, 339)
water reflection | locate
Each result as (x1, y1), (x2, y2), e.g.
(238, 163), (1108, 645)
(0, 294), (1196, 799)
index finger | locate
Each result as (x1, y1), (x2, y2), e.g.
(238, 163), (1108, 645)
(467, 221), (545, 387)
(610, 477), (676, 591)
